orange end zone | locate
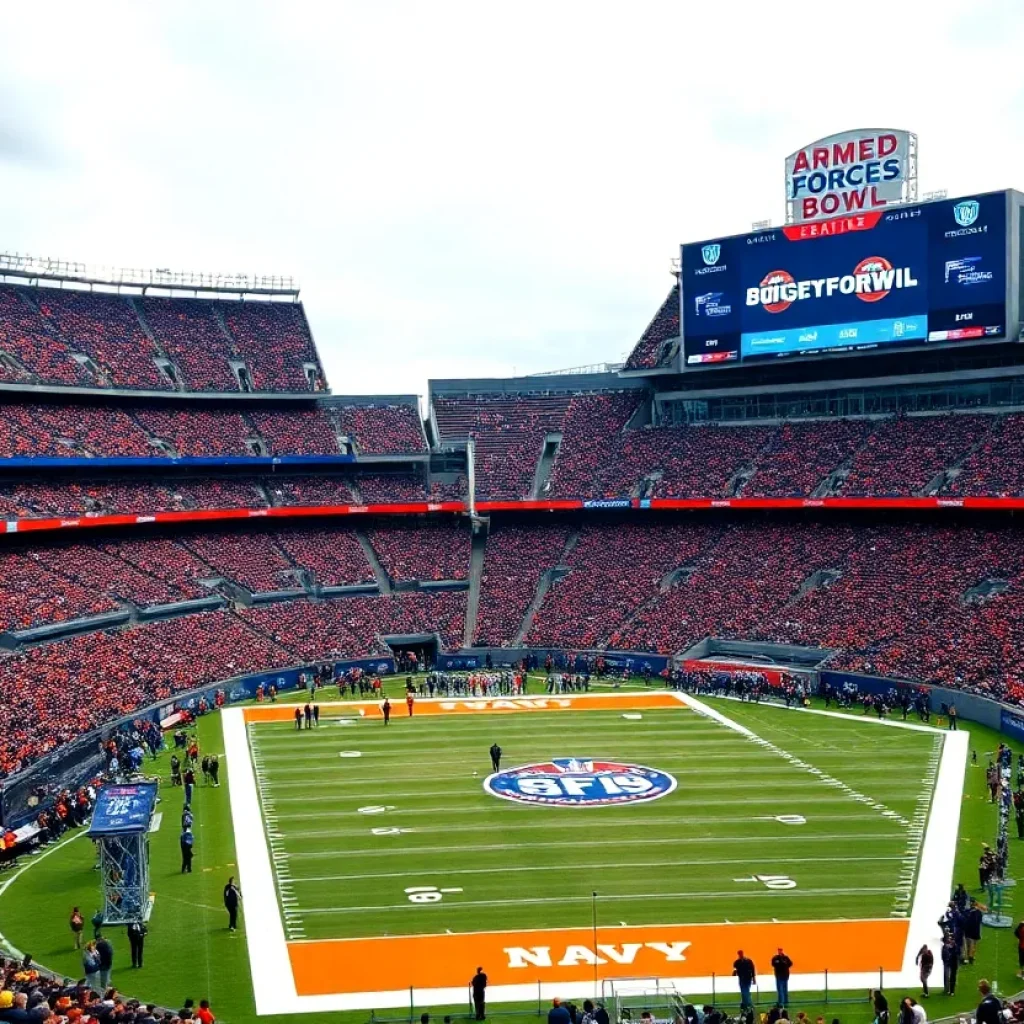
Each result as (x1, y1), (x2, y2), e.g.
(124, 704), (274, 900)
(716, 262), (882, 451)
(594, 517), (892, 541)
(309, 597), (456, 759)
(242, 692), (684, 723)
(287, 920), (910, 996)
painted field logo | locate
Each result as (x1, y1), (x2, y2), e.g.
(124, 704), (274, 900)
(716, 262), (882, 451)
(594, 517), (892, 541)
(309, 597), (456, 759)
(484, 758), (676, 807)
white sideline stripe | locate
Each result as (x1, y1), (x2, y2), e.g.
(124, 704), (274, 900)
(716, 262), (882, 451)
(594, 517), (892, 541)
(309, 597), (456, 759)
(290, 885), (902, 915)
(671, 692), (968, 998)
(707, 693), (947, 733)
(289, 853), (908, 884)
(285, 831), (905, 858)
(680, 693), (916, 828)
(223, 707), (297, 1014)
(903, 728), (969, 973)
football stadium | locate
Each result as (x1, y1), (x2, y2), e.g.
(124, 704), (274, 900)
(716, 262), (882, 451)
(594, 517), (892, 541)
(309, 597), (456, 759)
(4, 15), (1024, 1024)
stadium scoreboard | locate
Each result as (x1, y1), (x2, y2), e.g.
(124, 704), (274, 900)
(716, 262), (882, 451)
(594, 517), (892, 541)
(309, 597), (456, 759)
(682, 190), (1016, 369)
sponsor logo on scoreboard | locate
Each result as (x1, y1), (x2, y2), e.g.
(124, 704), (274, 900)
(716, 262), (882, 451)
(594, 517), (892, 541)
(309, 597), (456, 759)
(747, 257), (918, 313)
(944, 256), (993, 287)
(484, 758), (677, 807)
(694, 243), (728, 275)
(945, 200), (989, 238)
(694, 292), (732, 317)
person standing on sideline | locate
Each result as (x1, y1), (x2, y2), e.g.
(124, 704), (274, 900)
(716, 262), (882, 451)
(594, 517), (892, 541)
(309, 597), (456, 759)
(294, 707), (302, 731)
(471, 967), (487, 1020)
(940, 934), (958, 994)
(209, 754), (220, 788)
(1014, 917), (1024, 978)
(964, 898), (984, 964)
(976, 981), (1002, 1024)
(183, 765), (195, 806)
(548, 999), (571, 1024)
(180, 825), (194, 873)
(82, 941), (100, 992)
(313, 705), (320, 728)
(382, 698), (391, 725)
(915, 944), (934, 997)
(732, 950), (756, 1009)
(872, 991), (890, 1024)
(224, 876), (241, 931)
(490, 743), (502, 772)
(70, 906), (84, 950)
(96, 933), (113, 990)
(948, 704), (958, 730)
(406, 690), (415, 717)
(771, 947), (792, 1007)
(127, 919), (147, 969)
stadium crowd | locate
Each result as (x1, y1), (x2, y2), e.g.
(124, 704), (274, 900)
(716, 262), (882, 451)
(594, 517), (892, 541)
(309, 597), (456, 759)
(0, 284), (323, 393)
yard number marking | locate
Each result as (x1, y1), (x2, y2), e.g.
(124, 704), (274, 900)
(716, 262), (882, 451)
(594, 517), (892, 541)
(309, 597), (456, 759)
(405, 885), (465, 903)
(734, 874), (797, 889)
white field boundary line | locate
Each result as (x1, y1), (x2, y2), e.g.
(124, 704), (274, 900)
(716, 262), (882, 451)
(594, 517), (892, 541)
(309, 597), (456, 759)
(679, 693), (914, 827)
(222, 707), (298, 1016)
(676, 691), (968, 991)
(0, 829), (88, 956)
(235, 694), (968, 1013)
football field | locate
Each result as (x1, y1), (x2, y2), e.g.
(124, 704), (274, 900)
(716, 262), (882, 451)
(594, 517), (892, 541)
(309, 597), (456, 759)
(224, 692), (967, 1015)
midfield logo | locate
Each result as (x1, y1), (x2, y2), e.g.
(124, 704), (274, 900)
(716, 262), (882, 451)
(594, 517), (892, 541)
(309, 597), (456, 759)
(484, 758), (677, 807)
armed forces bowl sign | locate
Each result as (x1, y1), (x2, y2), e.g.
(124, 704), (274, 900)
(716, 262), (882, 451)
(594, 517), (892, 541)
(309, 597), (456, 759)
(484, 757), (676, 807)
(786, 129), (917, 224)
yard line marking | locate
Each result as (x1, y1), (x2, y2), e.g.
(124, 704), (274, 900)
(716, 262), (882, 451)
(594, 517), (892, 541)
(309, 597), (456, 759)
(257, 761), (914, 778)
(271, 809), (895, 828)
(291, 885), (903, 915)
(284, 831), (905, 858)
(681, 693), (914, 827)
(287, 854), (909, 884)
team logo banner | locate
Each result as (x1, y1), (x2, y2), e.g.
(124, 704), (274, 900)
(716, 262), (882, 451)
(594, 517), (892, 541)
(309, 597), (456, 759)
(484, 758), (676, 806)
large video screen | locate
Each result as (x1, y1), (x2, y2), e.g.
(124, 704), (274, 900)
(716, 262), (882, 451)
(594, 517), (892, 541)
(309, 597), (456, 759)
(682, 191), (1007, 367)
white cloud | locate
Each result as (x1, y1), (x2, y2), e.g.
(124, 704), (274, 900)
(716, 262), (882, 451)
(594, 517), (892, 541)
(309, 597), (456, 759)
(0, 0), (1022, 396)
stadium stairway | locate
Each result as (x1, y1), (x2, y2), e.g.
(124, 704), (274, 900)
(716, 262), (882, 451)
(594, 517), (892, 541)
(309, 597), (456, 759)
(463, 528), (487, 646)
(530, 431), (562, 499)
(356, 531), (392, 595)
(513, 529), (579, 643)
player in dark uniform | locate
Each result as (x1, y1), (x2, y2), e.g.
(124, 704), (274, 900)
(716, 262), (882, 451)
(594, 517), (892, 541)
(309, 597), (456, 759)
(382, 698), (391, 725)
(490, 743), (502, 772)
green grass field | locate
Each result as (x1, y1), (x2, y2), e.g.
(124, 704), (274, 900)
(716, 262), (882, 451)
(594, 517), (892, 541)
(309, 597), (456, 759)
(250, 703), (937, 938)
(0, 686), (1020, 1024)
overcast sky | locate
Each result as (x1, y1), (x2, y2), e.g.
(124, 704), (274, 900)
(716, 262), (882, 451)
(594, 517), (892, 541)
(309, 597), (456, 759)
(1, 1), (1023, 399)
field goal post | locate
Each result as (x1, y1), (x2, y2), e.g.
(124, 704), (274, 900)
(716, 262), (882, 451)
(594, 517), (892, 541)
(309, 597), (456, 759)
(602, 977), (687, 1024)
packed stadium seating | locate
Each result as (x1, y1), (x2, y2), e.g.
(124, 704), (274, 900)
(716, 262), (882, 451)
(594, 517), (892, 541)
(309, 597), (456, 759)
(473, 522), (571, 645)
(364, 520), (470, 581)
(543, 392), (643, 498)
(526, 522), (719, 648)
(37, 290), (169, 390)
(239, 591), (466, 662)
(336, 403), (426, 454)
(0, 284), (324, 393)
(623, 282), (679, 371)
(433, 394), (571, 499)
(0, 589), (466, 776)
